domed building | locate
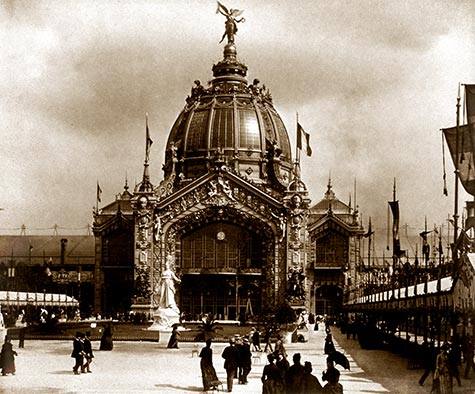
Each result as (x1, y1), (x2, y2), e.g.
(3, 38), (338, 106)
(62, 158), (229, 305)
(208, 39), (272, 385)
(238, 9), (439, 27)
(92, 27), (312, 320)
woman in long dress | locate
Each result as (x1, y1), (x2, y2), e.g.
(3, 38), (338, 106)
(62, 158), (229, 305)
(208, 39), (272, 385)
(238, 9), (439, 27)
(167, 325), (180, 349)
(0, 336), (17, 376)
(433, 344), (452, 394)
(199, 339), (219, 391)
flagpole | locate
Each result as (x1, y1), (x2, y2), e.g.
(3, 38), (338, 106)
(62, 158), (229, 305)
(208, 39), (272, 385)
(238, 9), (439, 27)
(453, 84), (461, 262)
(296, 112), (300, 174)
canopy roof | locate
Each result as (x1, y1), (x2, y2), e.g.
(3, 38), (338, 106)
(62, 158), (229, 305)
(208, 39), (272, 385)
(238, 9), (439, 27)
(0, 291), (79, 306)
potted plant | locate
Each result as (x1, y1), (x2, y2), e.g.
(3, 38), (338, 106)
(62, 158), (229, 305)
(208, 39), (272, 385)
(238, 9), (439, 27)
(194, 315), (223, 342)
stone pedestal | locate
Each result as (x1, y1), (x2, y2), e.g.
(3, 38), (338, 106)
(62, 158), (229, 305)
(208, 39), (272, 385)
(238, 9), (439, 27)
(147, 307), (180, 331)
(0, 328), (6, 342)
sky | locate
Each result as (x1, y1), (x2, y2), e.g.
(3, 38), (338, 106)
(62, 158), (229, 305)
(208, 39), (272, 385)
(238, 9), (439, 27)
(1, 0), (474, 257)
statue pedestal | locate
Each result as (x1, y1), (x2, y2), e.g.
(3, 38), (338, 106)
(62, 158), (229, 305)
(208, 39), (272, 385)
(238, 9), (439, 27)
(0, 328), (7, 342)
(148, 307), (180, 332)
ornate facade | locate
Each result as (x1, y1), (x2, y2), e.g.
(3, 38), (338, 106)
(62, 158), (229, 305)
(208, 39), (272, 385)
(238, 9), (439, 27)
(92, 30), (314, 319)
(307, 179), (364, 317)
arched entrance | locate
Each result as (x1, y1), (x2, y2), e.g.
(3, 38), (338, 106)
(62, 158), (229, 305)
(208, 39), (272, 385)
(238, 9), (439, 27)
(178, 221), (265, 321)
(315, 285), (343, 317)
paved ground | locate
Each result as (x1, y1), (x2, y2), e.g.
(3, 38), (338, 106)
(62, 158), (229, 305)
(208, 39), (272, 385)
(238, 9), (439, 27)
(2, 326), (475, 394)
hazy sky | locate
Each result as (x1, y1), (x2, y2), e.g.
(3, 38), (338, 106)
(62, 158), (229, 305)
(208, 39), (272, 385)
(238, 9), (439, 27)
(1, 0), (474, 254)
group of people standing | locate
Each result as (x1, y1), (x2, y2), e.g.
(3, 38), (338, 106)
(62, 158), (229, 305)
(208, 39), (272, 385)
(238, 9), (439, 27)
(198, 327), (344, 394)
(418, 332), (475, 394)
(71, 331), (94, 375)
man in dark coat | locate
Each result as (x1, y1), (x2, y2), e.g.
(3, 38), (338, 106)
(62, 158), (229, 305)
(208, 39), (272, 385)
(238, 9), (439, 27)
(302, 361), (323, 393)
(82, 331), (94, 373)
(286, 352), (305, 393)
(462, 333), (475, 379)
(18, 326), (26, 349)
(418, 341), (436, 386)
(222, 338), (240, 392)
(238, 337), (252, 384)
(71, 332), (85, 375)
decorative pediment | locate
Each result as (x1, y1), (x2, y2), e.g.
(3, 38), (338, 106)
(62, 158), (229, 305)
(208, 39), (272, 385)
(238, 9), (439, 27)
(93, 212), (133, 236)
(308, 213), (363, 239)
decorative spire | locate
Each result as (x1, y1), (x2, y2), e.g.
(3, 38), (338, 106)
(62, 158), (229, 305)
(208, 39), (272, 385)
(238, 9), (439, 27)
(139, 115), (153, 192)
(324, 175), (335, 200)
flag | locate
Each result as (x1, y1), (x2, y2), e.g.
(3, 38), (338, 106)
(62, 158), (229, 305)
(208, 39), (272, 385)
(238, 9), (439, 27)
(388, 200), (404, 257)
(145, 115), (153, 163)
(419, 230), (431, 262)
(443, 124), (475, 195)
(466, 84), (475, 132)
(97, 182), (102, 203)
(364, 217), (374, 238)
(297, 122), (312, 156)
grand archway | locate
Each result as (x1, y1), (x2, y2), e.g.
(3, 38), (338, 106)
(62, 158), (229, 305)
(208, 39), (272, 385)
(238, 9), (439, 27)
(178, 221), (265, 321)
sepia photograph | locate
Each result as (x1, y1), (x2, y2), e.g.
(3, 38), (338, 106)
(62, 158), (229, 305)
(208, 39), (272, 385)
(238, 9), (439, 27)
(0, 1), (475, 393)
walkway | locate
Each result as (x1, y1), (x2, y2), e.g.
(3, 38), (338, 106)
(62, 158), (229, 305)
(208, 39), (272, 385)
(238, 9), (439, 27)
(2, 325), (475, 393)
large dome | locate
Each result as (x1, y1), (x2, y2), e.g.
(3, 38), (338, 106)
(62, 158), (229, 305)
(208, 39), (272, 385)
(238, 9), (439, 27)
(163, 43), (293, 190)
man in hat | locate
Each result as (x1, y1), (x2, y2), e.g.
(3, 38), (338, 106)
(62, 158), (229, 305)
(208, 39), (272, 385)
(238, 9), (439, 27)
(222, 338), (240, 392)
(71, 332), (85, 375)
(238, 337), (252, 384)
(82, 331), (94, 373)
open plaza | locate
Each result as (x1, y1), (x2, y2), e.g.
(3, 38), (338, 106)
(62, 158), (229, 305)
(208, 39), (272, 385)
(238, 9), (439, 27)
(1, 326), (475, 394)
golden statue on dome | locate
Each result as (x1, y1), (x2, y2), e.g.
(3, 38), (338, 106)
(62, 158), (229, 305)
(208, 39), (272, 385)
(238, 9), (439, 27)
(216, 1), (245, 44)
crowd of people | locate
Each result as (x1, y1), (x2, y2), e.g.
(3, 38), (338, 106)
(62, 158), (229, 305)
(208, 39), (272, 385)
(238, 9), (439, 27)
(195, 324), (346, 393)
(417, 332), (475, 394)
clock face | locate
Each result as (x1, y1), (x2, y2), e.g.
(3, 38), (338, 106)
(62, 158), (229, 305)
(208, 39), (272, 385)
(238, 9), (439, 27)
(217, 231), (225, 241)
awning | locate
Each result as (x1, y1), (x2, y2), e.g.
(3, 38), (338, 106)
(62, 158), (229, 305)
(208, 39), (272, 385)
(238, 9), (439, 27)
(0, 291), (79, 307)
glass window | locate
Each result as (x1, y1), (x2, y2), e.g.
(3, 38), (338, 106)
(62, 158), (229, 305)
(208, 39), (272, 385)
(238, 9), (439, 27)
(187, 111), (209, 151)
(211, 109), (234, 148)
(238, 110), (260, 149)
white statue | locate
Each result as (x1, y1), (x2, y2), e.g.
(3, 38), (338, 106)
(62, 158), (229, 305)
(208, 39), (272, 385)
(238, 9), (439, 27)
(0, 306), (4, 328)
(159, 255), (181, 313)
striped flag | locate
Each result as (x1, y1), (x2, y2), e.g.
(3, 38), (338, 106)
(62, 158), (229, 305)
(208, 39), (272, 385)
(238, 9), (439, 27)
(297, 122), (312, 156)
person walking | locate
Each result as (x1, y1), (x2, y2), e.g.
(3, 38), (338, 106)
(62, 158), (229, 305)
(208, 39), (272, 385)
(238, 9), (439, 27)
(462, 333), (475, 379)
(263, 328), (273, 353)
(0, 336), (17, 376)
(199, 339), (220, 391)
(286, 352), (305, 394)
(167, 324), (180, 349)
(238, 337), (252, 384)
(302, 361), (323, 394)
(448, 338), (462, 388)
(324, 331), (336, 355)
(433, 344), (452, 394)
(82, 331), (94, 373)
(100, 324), (113, 350)
(322, 359), (343, 393)
(18, 326), (26, 349)
(252, 328), (262, 352)
(275, 352), (289, 392)
(419, 341), (436, 387)
(261, 353), (281, 394)
(222, 338), (240, 392)
(274, 334), (286, 359)
(71, 331), (85, 375)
